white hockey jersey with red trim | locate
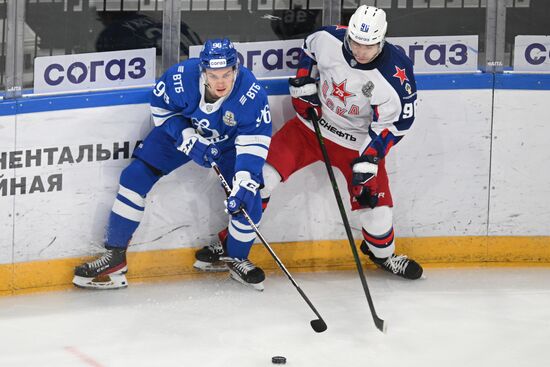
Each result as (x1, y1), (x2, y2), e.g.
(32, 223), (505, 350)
(297, 25), (417, 157)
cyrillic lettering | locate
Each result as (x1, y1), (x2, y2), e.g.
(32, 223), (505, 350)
(9, 151), (23, 169)
(58, 146), (75, 164)
(0, 152), (8, 170)
(76, 145), (94, 162)
(11, 177), (26, 195)
(263, 49), (283, 71)
(286, 47), (301, 69)
(105, 59), (126, 81)
(43, 147), (59, 165)
(90, 60), (105, 82)
(408, 44), (423, 64)
(0, 178), (7, 196)
(67, 62), (88, 84)
(96, 144), (111, 161)
(44, 63), (64, 86)
(246, 50), (261, 70)
(113, 142), (130, 160)
(29, 176), (45, 194)
(525, 43), (546, 65)
(128, 57), (146, 79)
(25, 149), (42, 167)
(47, 174), (63, 192)
(449, 44), (468, 65)
(425, 44), (446, 65)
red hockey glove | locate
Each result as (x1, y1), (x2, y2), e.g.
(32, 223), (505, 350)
(351, 154), (380, 209)
(289, 76), (322, 120)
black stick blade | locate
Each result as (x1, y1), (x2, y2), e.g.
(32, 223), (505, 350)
(310, 319), (328, 333)
(375, 317), (387, 333)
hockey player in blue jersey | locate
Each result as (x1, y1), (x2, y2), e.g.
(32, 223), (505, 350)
(195, 6), (423, 280)
(73, 38), (272, 291)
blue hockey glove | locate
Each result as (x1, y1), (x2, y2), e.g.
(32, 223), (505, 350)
(351, 154), (380, 209)
(225, 171), (260, 216)
(177, 129), (220, 168)
(289, 76), (322, 120)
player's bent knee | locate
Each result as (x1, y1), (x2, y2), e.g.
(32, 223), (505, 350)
(261, 163), (282, 199)
(359, 206), (393, 235)
(119, 159), (162, 197)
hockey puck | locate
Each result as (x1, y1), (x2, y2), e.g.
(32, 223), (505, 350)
(272, 356), (286, 364)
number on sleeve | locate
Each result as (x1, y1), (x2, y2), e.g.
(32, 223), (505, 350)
(153, 81), (166, 97)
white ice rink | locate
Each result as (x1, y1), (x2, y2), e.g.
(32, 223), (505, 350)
(1, 267), (549, 367)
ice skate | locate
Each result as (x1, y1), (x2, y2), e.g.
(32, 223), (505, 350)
(73, 247), (128, 289)
(222, 257), (265, 291)
(193, 232), (229, 272)
(361, 241), (423, 280)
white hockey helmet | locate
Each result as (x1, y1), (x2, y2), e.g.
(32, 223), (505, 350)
(346, 5), (387, 45)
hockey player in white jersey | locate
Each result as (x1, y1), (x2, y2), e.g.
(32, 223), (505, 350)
(195, 6), (423, 279)
(265, 5), (423, 279)
(73, 38), (272, 290)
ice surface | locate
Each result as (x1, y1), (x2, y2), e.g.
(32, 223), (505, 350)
(1, 268), (549, 367)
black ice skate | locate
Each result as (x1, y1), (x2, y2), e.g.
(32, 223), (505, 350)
(360, 241), (423, 280)
(193, 232), (229, 272)
(222, 257), (265, 291)
(72, 247), (128, 289)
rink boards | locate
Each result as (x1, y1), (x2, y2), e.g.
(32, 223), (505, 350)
(1, 73), (549, 295)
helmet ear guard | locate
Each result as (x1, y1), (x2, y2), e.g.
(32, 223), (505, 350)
(199, 38), (239, 70)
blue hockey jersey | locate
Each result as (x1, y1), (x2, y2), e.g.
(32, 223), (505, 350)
(149, 59), (272, 179)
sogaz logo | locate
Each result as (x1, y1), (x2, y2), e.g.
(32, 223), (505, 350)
(34, 48), (156, 93)
(44, 57), (147, 86)
(209, 59), (228, 68)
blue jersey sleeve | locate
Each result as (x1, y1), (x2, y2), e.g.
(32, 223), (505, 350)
(149, 60), (202, 139)
(232, 73), (272, 181)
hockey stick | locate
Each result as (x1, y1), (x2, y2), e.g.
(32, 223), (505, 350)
(210, 161), (327, 333)
(309, 109), (386, 333)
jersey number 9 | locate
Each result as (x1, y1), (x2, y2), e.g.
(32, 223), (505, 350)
(402, 100), (417, 119)
(153, 81), (166, 97)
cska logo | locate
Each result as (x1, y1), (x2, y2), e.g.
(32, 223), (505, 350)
(393, 66), (409, 85)
(331, 78), (355, 106)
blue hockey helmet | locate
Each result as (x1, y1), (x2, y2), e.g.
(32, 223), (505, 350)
(199, 38), (238, 70)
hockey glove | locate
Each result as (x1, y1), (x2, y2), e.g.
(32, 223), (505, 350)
(351, 154), (380, 209)
(226, 171), (260, 216)
(177, 128), (220, 168)
(289, 76), (322, 120)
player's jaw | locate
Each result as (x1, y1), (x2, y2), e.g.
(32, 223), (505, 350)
(204, 66), (236, 99)
(350, 40), (381, 64)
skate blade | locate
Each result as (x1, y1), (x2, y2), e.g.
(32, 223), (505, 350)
(72, 273), (128, 290)
(193, 260), (229, 272)
(228, 270), (264, 292)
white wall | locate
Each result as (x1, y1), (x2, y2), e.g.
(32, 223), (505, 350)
(0, 88), (548, 265)
(489, 90), (550, 235)
(0, 115), (15, 265)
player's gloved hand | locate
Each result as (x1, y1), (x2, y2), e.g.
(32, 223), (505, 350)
(289, 76), (322, 120)
(225, 171), (260, 216)
(351, 154), (380, 209)
(177, 128), (220, 168)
